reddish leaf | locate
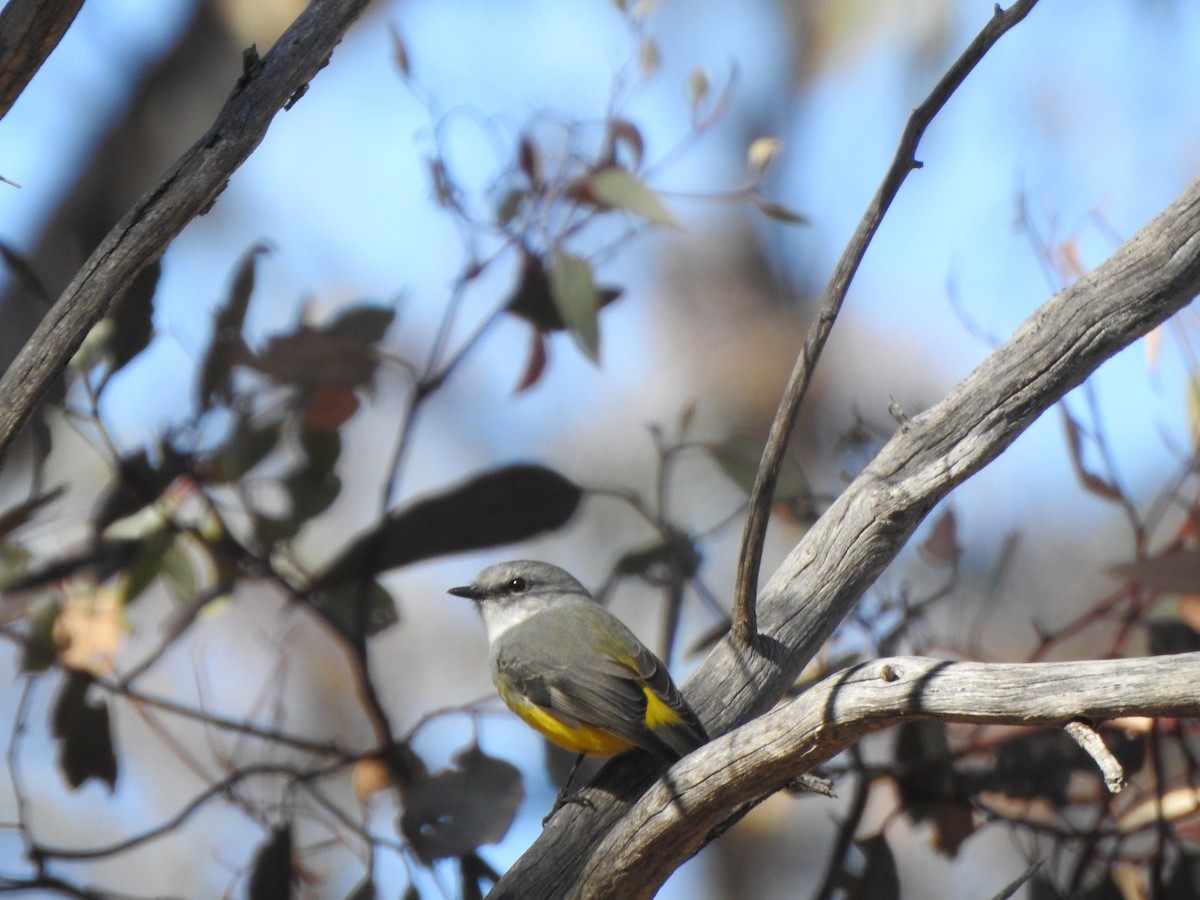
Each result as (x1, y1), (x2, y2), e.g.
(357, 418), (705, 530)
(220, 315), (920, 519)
(514, 330), (548, 393)
(303, 386), (360, 430)
(920, 509), (962, 567)
(1113, 549), (1200, 595)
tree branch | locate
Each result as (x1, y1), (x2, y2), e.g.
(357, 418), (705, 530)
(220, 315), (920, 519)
(574, 653), (1200, 899)
(0, 0), (372, 471)
(0, 0), (84, 120)
(492, 165), (1200, 900)
(732, 0), (1042, 643)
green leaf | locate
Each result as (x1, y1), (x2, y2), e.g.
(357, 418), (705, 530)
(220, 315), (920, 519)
(548, 248), (601, 361)
(327, 303), (396, 345)
(586, 167), (677, 228)
(118, 528), (175, 606)
(309, 579), (399, 641)
(205, 417), (284, 483)
(20, 599), (60, 673)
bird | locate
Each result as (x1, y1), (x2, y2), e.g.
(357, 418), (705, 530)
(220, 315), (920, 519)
(448, 560), (708, 765)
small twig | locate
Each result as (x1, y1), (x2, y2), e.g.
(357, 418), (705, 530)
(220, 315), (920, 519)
(1064, 719), (1125, 793)
(731, 0), (1042, 644)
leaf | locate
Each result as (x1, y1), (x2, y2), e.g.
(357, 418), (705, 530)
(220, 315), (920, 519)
(605, 118), (645, 169)
(247, 824), (293, 900)
(851, 834), (900, 900)
(203, 417), (285, 483)
(387, 23), (410, 79)
(708, 434), (815, 522)
(1061, 409), (1122, 502)
(754, 196), (810, 225)
(352, 757), (394, 804)
(20, 599), (61, 673)
(249, 328), (379, 390)
(326, 303), (395, 345)
(106, 259), (159, 378)
(0, 486), (65, 542)
(54, 583), (123, 675)
(585, 167), (678, 228)
(514, 330), (548, 393)
(920, 509), (961, 567)
(400, 747), (524, 863)
(116, 528), (175, 607)
(506, 251), (622, 335)
(51, 672), (118, 791)
(313, 464), (583, 590)
(495, 188), (526, 227)
(746, 136), (784, 181)
(1112, 549), (1200, 595)
(893, 721), (975, 856)
(198, 244), (269, 411)
(687, 67), (710, 113)
(637, 38), (660, 78)
(302, 386), (360, 430)
(309, 579), (399, 641)
(614, 532), (702, 583)
(547, 248), (601, 361)
(518, 134), (542, 188)
(1147, 619), (1200, 655)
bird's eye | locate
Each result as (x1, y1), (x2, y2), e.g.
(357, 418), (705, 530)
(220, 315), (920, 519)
(507, 577), (528, 593)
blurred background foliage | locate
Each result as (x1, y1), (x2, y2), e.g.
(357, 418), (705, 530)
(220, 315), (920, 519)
(1, 0), (1200, 897)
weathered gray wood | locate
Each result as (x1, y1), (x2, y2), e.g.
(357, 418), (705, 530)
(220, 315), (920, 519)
(0, 0), (371, 470)
(492, 174), (1200, 897)
(575, 653), (1200, 898)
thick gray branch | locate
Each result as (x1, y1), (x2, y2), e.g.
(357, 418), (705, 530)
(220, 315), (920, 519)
(492, 177), (1200, 897)
(0, 0), (371, 471)
(0, 0), (84, 120)
(575, 653), (1200, 899)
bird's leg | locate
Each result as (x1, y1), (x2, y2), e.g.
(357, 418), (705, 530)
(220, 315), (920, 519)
(543, 752), (594, 825)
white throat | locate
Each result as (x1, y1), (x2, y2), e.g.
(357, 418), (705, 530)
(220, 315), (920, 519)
(478, 600), (540, 643)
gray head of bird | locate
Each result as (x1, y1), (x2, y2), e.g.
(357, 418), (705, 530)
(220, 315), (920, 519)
(448, 560), (591, 643)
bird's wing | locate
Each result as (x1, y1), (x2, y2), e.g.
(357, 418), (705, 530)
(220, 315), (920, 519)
(495, 604), (707, 759)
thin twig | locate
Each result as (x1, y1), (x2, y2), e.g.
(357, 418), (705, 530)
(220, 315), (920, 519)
(1064, 719), (1126, 793)
(732, 0), (1043, 644)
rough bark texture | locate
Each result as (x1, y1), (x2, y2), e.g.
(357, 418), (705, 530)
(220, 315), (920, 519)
(574, 653), (1200, 898)
(490, 177), (1200, 898)
(0, 0), (372, 470)
(0, 0), (84, 119)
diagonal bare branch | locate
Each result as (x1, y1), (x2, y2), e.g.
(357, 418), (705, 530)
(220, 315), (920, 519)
(0, 0), (84, 121)
(733, 0), (1042, 642)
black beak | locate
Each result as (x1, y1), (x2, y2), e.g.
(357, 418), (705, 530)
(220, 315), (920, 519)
(448, 585), (483, 600)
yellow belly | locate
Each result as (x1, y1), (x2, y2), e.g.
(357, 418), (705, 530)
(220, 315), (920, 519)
(498, 686), (634, 756)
